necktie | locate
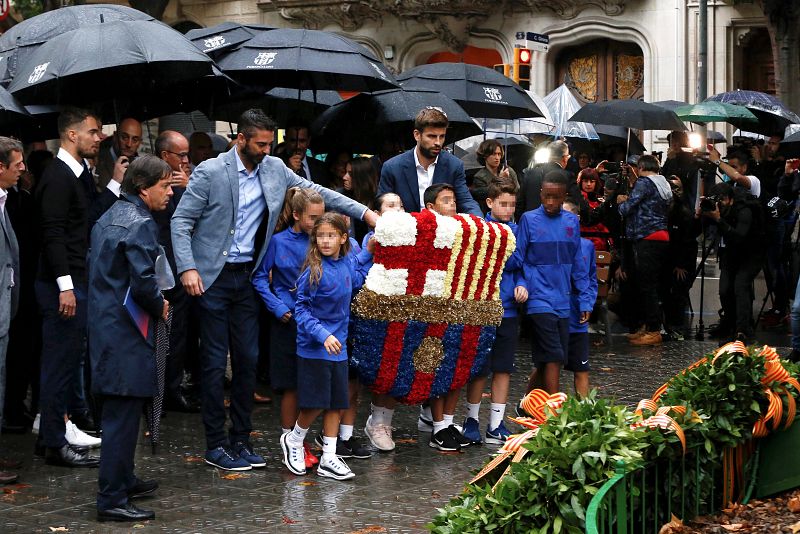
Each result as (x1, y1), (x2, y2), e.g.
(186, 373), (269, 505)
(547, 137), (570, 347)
(297, 165), (307, 179)
(79, 161), (95, 200)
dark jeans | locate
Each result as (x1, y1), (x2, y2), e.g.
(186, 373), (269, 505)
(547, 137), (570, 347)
(36, 280), (88, 448)
(197, 268), (259, 450)
(719, 251), (764, 338)
(164, 282), (189, 398)
(97, 395), (144, 510)
(5, 307), (41, 422)
(633, 239), (670, 332)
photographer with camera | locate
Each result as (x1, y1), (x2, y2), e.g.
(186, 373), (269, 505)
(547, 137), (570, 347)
(615, 155), (672, 346)
(706, 145), (761, 198)
(701, 182), (766, 343)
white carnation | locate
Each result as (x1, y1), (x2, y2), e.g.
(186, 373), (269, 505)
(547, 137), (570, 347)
(365, 264), (409, 296)
(421, 270), (447, 297)
(374, 211), (417, 246)
(433, 212), (461, 249)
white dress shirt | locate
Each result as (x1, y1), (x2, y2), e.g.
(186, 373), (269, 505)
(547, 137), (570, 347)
(413, 148), (438, 209)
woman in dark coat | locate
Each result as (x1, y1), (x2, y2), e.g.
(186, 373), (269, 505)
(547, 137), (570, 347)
(88, 155), (173, 522)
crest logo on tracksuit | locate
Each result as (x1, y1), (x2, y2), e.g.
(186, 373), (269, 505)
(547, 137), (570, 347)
(483, 87), (503, 101)
(253, 52), (277, 66)
(204, 35), (226, 51)
(28, 62), (49, 84)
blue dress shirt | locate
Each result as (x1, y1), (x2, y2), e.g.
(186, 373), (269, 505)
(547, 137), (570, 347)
(227, 149), (267, 263)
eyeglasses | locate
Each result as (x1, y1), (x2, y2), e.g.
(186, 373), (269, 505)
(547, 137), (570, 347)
(425, 106), (448, 118)
(166, 150), (190, 160)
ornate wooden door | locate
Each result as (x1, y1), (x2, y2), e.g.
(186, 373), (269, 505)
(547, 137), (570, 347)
(556, 39), (644, 102)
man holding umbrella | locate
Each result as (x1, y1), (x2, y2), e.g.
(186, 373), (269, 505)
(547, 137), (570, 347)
(377, 107), (481, 216)
(89, 155), (173, 522)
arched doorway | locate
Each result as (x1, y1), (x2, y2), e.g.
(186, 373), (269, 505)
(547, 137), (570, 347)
(555, 39), (644, 102)
(739, 27), (775, 95)
(425, 45), (502, 69)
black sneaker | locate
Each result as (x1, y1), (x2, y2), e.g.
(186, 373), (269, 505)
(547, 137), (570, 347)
(514, 400), (531, 418)
(341, 437), (372, 459)
(449, 425), (474, 448)
(429, 427), (461, 452)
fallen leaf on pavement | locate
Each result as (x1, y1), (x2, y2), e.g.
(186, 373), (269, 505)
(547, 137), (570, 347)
(600, 367), (613, 372)
(299, 481), (317, 486)
(394, 439), (417, 444)
(184, 455), (204, 463)
(3, 488), (19, 494)
(789, 496), (800, 513)
(133, 525), (145, 529)
(721, 524), (744, 531)
(790, 520), (800, 533)
(659, 514), (683, 534)
(49, 528), (69, 533)
(348, 527), (387, 534)
(282, 516), (298, 524)
(220, 472), (249, 480)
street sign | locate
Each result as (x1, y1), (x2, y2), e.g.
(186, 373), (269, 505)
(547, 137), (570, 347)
(516, 31), (549, 53)
(0, 0), (10, 22)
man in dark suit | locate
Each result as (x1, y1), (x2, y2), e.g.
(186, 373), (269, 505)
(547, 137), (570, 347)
(283, 122), (332, 188)
(90, 155), (173, 522)
(516, 140), (574, 220)
(35, 107), (101, 468)
(95, 118), (142, 191)
(0, 137), (25, 484)
(377, 107), (482, 217)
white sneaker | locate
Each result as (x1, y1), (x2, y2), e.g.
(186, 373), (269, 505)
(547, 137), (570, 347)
(317, 454), (355, 480)
(65, 420), (102, 448)
(280, 432), (306, 476)
(364, 415), (395, 452)
(32, 413), (40, 435)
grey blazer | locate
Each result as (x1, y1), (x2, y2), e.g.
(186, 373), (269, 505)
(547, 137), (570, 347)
(171, 147), (368, 290)
(0, 203), (20, 337)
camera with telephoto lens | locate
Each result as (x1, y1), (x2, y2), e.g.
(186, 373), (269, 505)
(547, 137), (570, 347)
(700, 195), (722, 212)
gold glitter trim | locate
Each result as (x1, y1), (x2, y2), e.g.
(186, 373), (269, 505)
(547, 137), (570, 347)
(352, 289), (504, 327)
(413, 337), (445, 374)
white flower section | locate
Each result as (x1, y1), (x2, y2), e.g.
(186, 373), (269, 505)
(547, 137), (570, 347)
(374, 211), (417, 246)
(365, 264), (409, 296)
(421, 269), (447, 297)
(433, 212), (461, 249)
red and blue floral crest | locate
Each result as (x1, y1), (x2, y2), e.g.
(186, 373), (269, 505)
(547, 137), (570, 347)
(351, 210), (516, 404)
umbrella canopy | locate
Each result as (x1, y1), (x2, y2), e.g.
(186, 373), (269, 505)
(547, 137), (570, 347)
(212, 87), (343, 125)
(569, 124), (646, 156)
(310, 87), (481, 153)
(185, 22), (273, 57)
(568, 99), (687, 131)
(706, 90), (800, 135)
(707, 130), (727, 144)
(397, 62), (543, 120)
(478, 90), (554, 137)
(675, 101), (758, 127)
(9, 20), (217, 112)
(0, 4), (154, 86)
(651, 100), (689, 112)
(216, 28), (397, 93)
(545, 84), (599, 140)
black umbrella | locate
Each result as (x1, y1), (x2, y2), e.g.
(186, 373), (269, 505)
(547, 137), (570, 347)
(145, 308), (172, 454)
(9, 20), (217, 113)
(212, 87), (343, 125)
(397, 62), (543, 120)
(0, 4), (154, 86)
(185, 22), (273, 57)
(568, 99), (687, 131)
(310, 87), (481, 153)
(705, 90), (800, 135)
(651, 99), (689, 112)
(215, 28), (397, 93)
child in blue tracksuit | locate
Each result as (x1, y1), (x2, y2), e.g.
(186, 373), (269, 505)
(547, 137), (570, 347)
(509, 172), (593, 395)
(280, 212), (373, 481)
(563, 201), (598, 398)
(461, 177), (527, 446)
(252, 188), (324, 466)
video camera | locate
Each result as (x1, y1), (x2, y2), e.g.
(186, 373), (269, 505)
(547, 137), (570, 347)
(699, 194), (722, 212)
(603, 161), (631, 196)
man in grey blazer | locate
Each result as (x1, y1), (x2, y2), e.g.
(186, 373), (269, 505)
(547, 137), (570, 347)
(0, 137), (25, 484)
(172, 109), (377, 471)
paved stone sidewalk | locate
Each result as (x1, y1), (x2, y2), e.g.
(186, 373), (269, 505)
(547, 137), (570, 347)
(0, 337), (788, 533)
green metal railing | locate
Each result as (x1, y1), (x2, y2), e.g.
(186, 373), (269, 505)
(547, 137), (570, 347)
(586, 445), (722, 534)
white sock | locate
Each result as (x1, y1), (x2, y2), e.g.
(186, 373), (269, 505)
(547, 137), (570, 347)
(321, 435), (337, 460)
(432, 420), (447, 434)
(420, 404), (432, 421)
(443, 414), (454, 427)
(339, 424), (354, 442)
(370, 404), (380, 424)
(382, 407), (394, 427)
(281, 427), (291, 435)
(489, 403), (506, 430)
(287, 423), (308, 447)
(466, 402), (481, 421)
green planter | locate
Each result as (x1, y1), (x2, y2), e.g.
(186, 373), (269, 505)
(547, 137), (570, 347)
(754, 422), (800, 498)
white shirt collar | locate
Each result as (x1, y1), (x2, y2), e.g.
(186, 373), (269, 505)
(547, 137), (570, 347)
(0, 187), (7, 216)
(413, 147), (438, 171)
(57, 147), (87, 179)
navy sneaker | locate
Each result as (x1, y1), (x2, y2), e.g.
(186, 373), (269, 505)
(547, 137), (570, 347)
(429, 426), (460, 452)
(341, 437), (373, 459)
(485, 421), (511, 446)
(204, 446), (252, 471)
(232, 441), (266, 468)
(461, 417), (482, 445)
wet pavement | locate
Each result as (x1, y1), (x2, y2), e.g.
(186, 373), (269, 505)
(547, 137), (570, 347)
(0, 261), (793, 533)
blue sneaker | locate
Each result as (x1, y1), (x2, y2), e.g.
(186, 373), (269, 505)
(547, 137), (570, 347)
(232, 441), (266, 468)
(461, 417), (482, 445)
(485, 421), (511, 445)
(204, 446), (252, 471)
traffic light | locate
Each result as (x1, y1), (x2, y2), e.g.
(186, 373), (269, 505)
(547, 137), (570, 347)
(493, 63), (510, 78)
(513, 47), (532, 89)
